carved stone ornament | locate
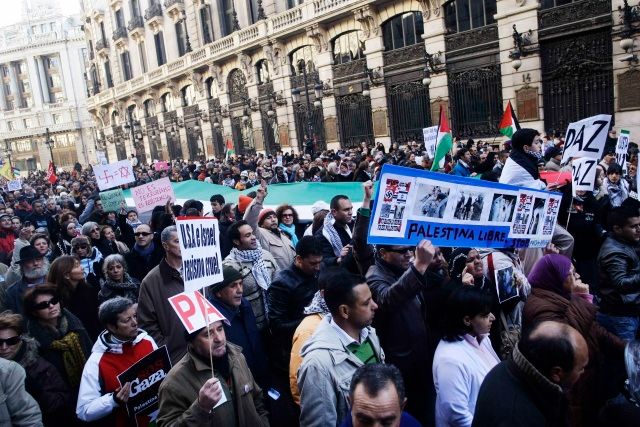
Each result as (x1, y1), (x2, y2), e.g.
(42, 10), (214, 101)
(353, 6), (379, 38)
(145, 90), (158, 103)
(516, 0), (527, 6)
(306, 24), (328, 53)
(415, 0), (430, 19)
(166, 82), (180, 99)
(99, 107), (110, 126)
(263, 43), (281, 76)
(237, 52), (254, 83)
(189, 72), (205, 97)
(208, 64), (224, 92)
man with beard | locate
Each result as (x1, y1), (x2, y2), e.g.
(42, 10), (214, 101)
(317, 195), (357, 272)
(244, 184), (295, 270)
(4, 246), (49, 314)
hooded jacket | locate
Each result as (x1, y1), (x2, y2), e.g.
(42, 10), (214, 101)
(298, 315), (384, 427)
(597, 235), (640, 316)
(76, 330), (157, 426)
(500, 150), (546, 190)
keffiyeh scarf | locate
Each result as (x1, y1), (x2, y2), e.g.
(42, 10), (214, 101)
(230, 247), (271, 290)
(303, 291), (330, 315)
(322, 212), (352, 257)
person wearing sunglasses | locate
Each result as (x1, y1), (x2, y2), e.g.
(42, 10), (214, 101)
(124, 224), (165, 282)
(24, 285), (92, 394)
(70, 235), (103, 283)
(0, 311), (74, 425)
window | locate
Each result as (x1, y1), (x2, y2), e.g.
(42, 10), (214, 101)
(23, 118), (33, 128)
(382, 12), (424, 51)
(104, 60), (114, 88)
(290, 46), (315, 75)
(1, 65), (9, 77)
(48, 74), (62, 89)
(220, 0), (235, 37)
(206, 77), (218, 99)
(332, 31), (364, 65)
(17, 62), (27, 74)
(154, 32), (167, 66)
(100, 22), (107, 41)
(114, 9), (125, 29)
(200, 5), (213, 44)
(47, 56), (60, 69)
(130, 0), (141, 17)
(138, 41), (148, 73)
(176, 22), (187, 56)
(7, 121), (14, 131)
(256, 60), (270, 84)
(52, 114), (62, 124)
(287, 0), (303, 8)
(540, 0), (577, 8)
(160, 92), (172, 112)
(121, 51), (133, 81)
(143, 99), (155, 116)
(444, 0), (496, 34)
(181, 85), (195, 106)
(248, 0), (260, 24)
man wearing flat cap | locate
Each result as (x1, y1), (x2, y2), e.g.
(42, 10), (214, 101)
(208, 265), (269, 390)
(4, 246), (48, 314)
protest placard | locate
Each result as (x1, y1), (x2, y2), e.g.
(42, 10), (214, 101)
(93, 159), (135, 190)
(615, 129), (631, 170)
(368, 164), (562, 248)
(117, 346), (171, 426)
(96, 150), (108, 165)
(7, 179), (22, 192)
(571, 157), (597, 196)
(131, 177), (176, 213)
(168, 290), (228, 334)
(100, 188), (125, 212)
(423, 126), (438, 159)
(560, 114), (611, 165)
(153, 160), (169, 171)
(495, 265), (519, 304)
(176, 216), (224, 292)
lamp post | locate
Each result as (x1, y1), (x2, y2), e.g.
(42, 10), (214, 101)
(291, 60), (323, 152)
(179, 10), (192, 53)
(44, 127), (55, 169)
(123, 116), (142, 160)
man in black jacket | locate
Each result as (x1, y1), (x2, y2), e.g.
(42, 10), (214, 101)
(124, 224), (164, 282)
(316, 194), (357, 272)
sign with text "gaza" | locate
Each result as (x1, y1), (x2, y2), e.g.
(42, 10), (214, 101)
(176, 216), (224, 292)
(561, 114), (611, 165)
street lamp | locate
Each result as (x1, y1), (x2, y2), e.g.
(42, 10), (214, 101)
(123, 117), (142, 159)
(44, 127), (55, 169)
(179, 10), (192, 53)
(291, 60), (324, 151)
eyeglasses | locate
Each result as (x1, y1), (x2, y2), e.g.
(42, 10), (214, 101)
(0, 336), (20, 346)
(73, 243), (89, 249)
(281, 213), (294, 218)
(33, 297), (59, 310)
(134, 232), (153, 237)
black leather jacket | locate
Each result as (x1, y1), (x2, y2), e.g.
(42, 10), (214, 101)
(597, 235), (640, 316)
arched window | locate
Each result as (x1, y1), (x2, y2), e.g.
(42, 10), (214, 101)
(127, 105), (137, 121)
(289, 46), (315, 75)
(256, 60), (270, 85)
(227, 69), (248, 103)
(181, 85), (195, 106)
(332, 31), (364, 65)
(143, 99), (155, 117)
(444, 0), (496, 34)
(382, 12), (424, 51)
(111, 110), (119, 125)
(205, 77), (218, 99)
(160, 92), (173, 112)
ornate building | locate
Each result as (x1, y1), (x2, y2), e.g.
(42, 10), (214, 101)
(82, 0), (640, 163)
(0, 0), (94, 172)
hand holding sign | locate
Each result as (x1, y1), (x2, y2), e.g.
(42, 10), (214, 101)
(198, 378), (223, 411)
(114, 382), (132, 405)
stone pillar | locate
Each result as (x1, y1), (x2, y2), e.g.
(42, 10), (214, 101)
(0, 71), (8, 110)
(37, 57), (50, 104)
(422, 7), (449, 126)
(315, 49), (336, 151)
(25, 56), (43, 108)
(198, 99), (213, 157)
(363, 32), (388, 148)
(7, 62), (20, 107)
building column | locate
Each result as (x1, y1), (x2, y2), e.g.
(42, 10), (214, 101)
(0, 73), (8, 110)
(26, 56), (44, 108)
(363, 33), (388, 148)
(7, 63), (20, 107)
(37, 57), (50, 103)
(423, 8), (449, 126)
(315, 49), (336, 151)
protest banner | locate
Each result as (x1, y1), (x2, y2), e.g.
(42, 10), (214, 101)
(571, 157), (597, 196)
(176, 216), (224, 292)
(153, 160), (169, 171)
(615, 129), (631, 171)
(560, 114), (611, 165)
(7, 179), (22, 192)
(368, 164), (562, 248)
(131, 177), (176, 213)
(423, 126), (438, 159)
(117, 346), (171, 426)
(100, 188), (125, 212)
(93, 159), (135, 190)
(495, 265), (519, 304)
(168, 290), (228, 334)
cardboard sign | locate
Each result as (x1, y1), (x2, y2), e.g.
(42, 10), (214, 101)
(93, 159), (135, 190)
(176, 216), (224, 292)
(495, 265), (519, 304)
(100, 188), (125, 212)
(117, 346), (171, 426)
(168, 290), (228, 334)
(561, 114), (611, 165)
(131, 177), (176, 213)
(154, 161), (169, 171)
(423, 126), (438, 159)
(7, 179), (22, 192)
(615, 130), (631, 171)
(368, 164), (562, 249)
(571, 157), (597, 195)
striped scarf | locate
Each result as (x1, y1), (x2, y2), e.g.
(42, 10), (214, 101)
(322, 212), (351, 257)
(50, 330), (87, 388)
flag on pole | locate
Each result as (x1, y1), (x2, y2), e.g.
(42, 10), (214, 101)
(430, 105), (453, 171)
(0, 162), (14, 180)
(47, 161), (57, 184)
(498, 100), (521, 138)
(225, 139), (235, 160)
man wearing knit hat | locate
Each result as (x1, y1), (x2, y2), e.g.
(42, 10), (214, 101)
(208, 265), (269, 389)
(243, 183), (296, 270)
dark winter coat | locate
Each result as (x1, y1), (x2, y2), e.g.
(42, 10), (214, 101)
(124, 239), (165, 282)
(597, 235), (640, 316)
(97, 273), (140, 304)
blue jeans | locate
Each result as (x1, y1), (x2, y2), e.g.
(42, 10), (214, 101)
(596, 312), (640, 341)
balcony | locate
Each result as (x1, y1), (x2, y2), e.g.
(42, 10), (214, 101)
(164, 0), (184, 22)
(144, 3), (163, 32)
(96, 38), (109, 57)
(127, 15), (145, 41)
(112, 27), (128, 48)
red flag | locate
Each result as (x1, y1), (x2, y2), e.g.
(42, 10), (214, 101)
(47, 161), (57, 184)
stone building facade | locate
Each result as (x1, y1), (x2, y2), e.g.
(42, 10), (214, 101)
(82, 0), (640, 163)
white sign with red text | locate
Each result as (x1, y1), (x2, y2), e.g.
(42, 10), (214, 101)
(131, 177), (176, 213)
(168, 290), (228, 334)
(93, 159), (135, 190)
(176, 216), (224, 292)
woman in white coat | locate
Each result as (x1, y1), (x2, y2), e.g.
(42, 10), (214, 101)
(433, 286), (500, 427)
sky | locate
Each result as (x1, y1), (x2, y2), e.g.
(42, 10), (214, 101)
(0, 0), (82, 28)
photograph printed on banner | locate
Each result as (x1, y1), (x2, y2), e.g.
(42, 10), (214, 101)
(412, 182), (450, 219)
(495, 265), (519, 304)
(446, 189), (485, 222)
(542, 196), (561, 236)
(526, 197), (546, 235)
(376, 177), (412, 233)
(512, 193), (535, 235)
(488, 194), (517, 223)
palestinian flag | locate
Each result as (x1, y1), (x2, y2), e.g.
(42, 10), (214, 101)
(499, 100), (520, 138)
(430, 105), (453, 171)
(225, 139), (235, 160)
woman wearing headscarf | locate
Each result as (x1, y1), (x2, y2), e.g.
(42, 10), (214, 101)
(524, 254), (626, 427)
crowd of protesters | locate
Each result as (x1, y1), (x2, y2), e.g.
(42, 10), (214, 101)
(0, 127), (639, 427)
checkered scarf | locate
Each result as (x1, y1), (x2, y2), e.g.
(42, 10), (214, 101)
(322, 212), (351, 257)
(230, 246), (271, 290)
